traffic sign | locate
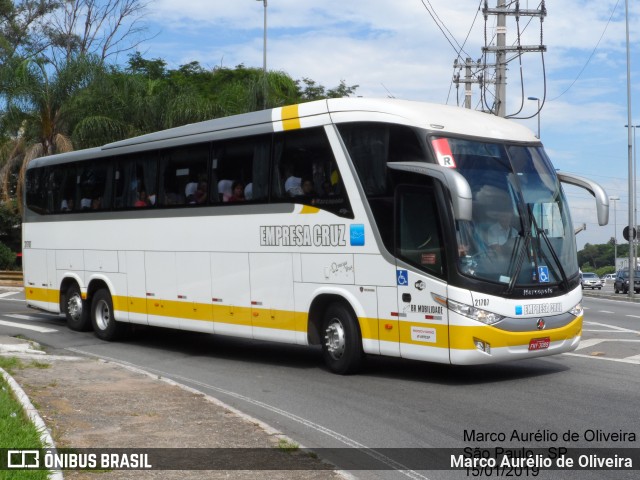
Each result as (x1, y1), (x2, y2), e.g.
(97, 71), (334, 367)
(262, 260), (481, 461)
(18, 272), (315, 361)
(623, 226), (637, 241)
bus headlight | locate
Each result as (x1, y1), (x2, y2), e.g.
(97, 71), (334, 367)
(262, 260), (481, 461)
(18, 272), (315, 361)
(569, 303), (583, 317)
(446, 298), (504, 325)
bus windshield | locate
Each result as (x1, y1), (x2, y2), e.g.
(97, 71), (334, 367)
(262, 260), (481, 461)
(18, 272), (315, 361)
(433, 137), (578, 288)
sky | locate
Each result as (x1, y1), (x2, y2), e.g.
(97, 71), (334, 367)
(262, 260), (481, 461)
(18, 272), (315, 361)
(129, 0), (640, 251)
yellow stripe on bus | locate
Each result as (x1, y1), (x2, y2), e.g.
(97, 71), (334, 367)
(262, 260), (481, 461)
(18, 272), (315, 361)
(28, 287), (580, 351)
(25, 287), (59, 305)
(299, 205), (320, 214)
(281, 105), (301, 130)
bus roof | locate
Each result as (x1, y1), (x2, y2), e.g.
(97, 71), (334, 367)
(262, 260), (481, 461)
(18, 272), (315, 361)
(27, 98), (538, 169)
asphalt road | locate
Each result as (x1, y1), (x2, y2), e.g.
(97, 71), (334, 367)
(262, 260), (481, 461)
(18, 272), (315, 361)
(0, 287), (638, 480)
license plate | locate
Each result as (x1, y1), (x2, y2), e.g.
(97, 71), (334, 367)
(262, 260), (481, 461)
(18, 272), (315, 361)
(529, 337), (550, 351)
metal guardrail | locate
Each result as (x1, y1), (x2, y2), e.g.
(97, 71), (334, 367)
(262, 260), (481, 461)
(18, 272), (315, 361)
(0, 270), (23, 285)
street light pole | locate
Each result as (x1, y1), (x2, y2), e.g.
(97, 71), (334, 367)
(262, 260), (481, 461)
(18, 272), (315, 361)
(610, 196), (620, 269)
(624, 0), (635, 298)
(256, 0), (268, 109)
(625, 124), (639, 270)
(527, 96), (541, 139)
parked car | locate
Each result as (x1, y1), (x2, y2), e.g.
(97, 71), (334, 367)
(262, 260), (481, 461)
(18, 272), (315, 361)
(581, 272), (603, 289)
(613, 270), (640, 294)
(601, 273), (616, 282)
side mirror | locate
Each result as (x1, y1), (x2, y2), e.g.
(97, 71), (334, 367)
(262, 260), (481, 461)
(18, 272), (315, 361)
(387, 162), (473, 221)
(557, 171), (609, 226)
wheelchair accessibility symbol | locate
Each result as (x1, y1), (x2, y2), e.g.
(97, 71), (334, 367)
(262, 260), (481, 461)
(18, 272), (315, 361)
(538, 266), (550, 283)
(397, 269), (409, 286)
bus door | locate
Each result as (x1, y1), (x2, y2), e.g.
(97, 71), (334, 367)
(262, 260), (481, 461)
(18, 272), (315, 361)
(395, 185), (450, 363)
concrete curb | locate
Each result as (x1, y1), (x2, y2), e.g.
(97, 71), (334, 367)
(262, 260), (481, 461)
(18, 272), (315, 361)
(0, 366), (63, 480)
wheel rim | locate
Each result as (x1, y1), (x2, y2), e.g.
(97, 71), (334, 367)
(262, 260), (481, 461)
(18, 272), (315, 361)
(67, 294), (83, 321)
(324, 318), (346, 360)
(94, 299), (111, 331)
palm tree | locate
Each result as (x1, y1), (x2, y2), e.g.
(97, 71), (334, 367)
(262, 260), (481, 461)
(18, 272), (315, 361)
(0, 55), (103, 204)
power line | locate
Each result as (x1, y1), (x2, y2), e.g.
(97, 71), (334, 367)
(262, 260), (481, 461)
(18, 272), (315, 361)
(549, 0), (620, 101)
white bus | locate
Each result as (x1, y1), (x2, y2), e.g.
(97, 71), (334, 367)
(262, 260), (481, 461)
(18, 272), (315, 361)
(22, 98), (608, 374)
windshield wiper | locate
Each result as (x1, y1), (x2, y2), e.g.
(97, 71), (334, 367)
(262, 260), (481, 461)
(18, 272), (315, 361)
(507, 205), (569, 294)
(506, 226), (531, 294)
(529, 208), (570, 291)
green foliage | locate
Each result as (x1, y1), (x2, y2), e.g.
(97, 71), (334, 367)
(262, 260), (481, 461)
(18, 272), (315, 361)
(0, 241), (15, 269)
(68, 56), (359, 149)
(0, 199), (21, 252)
(0, 375), (50, 479)
(577, 241), (629, 270)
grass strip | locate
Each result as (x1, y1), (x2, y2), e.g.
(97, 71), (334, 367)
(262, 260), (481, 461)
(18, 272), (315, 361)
(0, 357), (51, 479)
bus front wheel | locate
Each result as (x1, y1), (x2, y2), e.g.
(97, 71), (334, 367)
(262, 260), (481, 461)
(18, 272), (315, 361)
(91, 289), (126, 341)
(64, 284), (91, 331)
(321, 303), (363, 375)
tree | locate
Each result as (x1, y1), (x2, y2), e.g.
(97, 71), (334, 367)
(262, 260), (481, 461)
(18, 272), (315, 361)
(297, 77), (359, 101)
(42, 0), (152, 64)
(0, 0), (59, 61)
(0, 199), (21, 253)
(0, 55), (104, 203)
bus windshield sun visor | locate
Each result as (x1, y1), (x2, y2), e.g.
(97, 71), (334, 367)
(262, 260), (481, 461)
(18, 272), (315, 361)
(387, 162), (473, 221)
(556, 171), (609, 226)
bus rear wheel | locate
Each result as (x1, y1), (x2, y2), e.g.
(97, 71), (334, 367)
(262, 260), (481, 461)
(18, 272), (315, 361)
(64, 284), (91, 331)
(91, 289), (126, 341)
(321, 303), (363, 375)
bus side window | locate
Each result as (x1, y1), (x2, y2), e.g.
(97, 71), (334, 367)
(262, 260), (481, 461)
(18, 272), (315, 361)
(53, 165), (76, 213)
(25, 167), (49, 214)
(114, 154), (158, 209)
(159, 144), (209, 206)
(77, 161), (110, 211)
(272, 128), (352, 218)
(212, 135), (270, 204)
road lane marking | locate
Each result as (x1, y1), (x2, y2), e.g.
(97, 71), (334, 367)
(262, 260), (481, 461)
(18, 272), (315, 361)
(585, 321), (640, 334)
(6, 314), (43, 321)
(0, 292), (18, 299)
(598, 310), (615, 314)
(626, 315), (640, 319)
(564, 352), (640, 365)
(0, 319), (57, 333)
(575, 339), (606, 350)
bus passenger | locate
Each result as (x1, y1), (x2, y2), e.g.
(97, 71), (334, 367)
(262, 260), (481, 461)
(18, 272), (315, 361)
(228, 181), (245, 202)
(194, 182), (208, 204)
(134, 191), (149, 207)
(301, 178), (316, 197)
(60, 199), (74, 211)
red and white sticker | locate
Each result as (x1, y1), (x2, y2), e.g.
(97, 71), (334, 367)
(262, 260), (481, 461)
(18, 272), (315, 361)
(431, 138), (457, 168)
(411, 326), (437, 343)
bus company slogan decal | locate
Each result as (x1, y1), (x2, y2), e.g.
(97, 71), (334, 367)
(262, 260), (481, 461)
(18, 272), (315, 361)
(260, 224), (365, 247)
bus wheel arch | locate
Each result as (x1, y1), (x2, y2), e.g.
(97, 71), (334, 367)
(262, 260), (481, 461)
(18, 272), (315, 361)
(60, 278), (91, 331)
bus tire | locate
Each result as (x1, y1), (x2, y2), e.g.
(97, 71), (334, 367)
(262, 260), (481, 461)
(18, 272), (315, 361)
(64, 284), (91, 331)
(91, 289), (125, 341)
(321, 303), (363, 375)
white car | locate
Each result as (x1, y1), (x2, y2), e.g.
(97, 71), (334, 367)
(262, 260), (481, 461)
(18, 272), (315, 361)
(581, 272), (603, 289)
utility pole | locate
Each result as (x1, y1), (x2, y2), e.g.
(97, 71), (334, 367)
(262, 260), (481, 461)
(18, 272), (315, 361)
(479, 0), (547, 117)
(496, 0), (506, 117)
(453, 58), (487, 109)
